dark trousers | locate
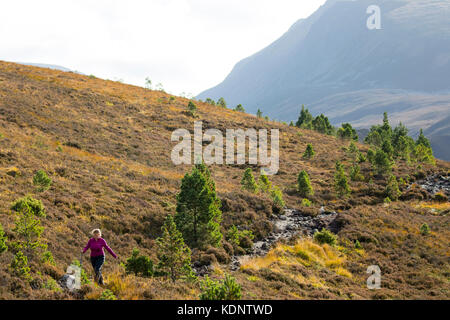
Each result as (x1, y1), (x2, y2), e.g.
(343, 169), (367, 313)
(90, 255), (105, 285)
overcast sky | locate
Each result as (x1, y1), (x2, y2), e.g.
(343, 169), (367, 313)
(0, 0), (327, 96)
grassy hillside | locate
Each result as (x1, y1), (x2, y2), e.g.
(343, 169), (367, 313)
(0, 61), (448, 300)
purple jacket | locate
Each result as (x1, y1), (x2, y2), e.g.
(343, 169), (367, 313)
(83, 237), (117, 258)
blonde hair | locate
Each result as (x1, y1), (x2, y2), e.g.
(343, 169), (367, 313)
(91, 229), (102, 236)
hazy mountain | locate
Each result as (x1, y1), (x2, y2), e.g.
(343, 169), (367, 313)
(15, 62), (86, 75)
(197, 0), (450, 159)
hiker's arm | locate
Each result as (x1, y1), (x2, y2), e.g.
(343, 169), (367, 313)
(103, 240), (117, 258)
(82, 239), (91, 254)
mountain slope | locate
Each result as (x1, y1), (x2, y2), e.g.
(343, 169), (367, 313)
(197, 0), (450, 160)
(0, 61), (449, 300)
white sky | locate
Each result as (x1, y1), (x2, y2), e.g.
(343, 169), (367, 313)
(0, 0), (327, 96)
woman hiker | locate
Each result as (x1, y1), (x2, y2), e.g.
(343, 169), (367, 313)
(82, 229), (117, 285)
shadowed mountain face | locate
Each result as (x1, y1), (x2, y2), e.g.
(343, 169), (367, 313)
(197, 0), (450, 159)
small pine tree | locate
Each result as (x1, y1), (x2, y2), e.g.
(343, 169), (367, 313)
(357, 152), (366, 163)
(11, 196), (47, 257)
(125, 248), (154, 277)
(337, 123), (358, 140)
(99, 289), (117, 300)
(258, 173), (272, 193)
(234, 104), (245, 112)
(199, 274), (242, 300)
(303, 144), (315, 159)
(348, 141), (359, 154)
(175, 165), (222, 249)
(241, 168), (258, 193)
(334, 161), (351, 198)
(413, 144), (435, 165)
(33, 170), (52, 192)
(187, 101), (197, 116)
(256, 109), (263, 118)
(381, 139), (394, 159)
(270, 186), (285, 210)
(416, 129), (431, 148)
(296, 105), (313, 129)
(373, 149), (392, 176)
(385, 175), (401, 201)
(11, 251), (32, 281)
(156, 215), (195, 282)
(367, 149), (375, 164)
(420, 223), (430, 236)
(350, 164), (364, 181)
(297, 170), (314, 197)
(0, 223), (7, 254)
(217, 97), (227, 108)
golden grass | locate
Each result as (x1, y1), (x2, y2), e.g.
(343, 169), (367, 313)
(241, 239), (352, 278)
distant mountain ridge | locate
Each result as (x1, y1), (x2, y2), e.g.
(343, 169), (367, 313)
(198, 0), (450, 160)
(15, 62), (85, 75)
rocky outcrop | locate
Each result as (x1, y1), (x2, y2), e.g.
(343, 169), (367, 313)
(416, 174), (450, 197)
(230, 208), (338, 270)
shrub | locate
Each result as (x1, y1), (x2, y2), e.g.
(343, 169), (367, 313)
(433, 192), (447, 202)
(206, 246), (230, 264)
(297, 170), (314, 197)
(156, 215), (195, 282)
(43, 278), (61, 292)
(303, 144), (315, 159)
(420, 223), (430, 236)
(354, 240), (362, 249)
(313, 229), (337, 246)
(125, 248), (154, 277)
(71, 259), (90, 285)
(199, 274), (242, 300)
(99, 289), (117, 300)
(41, 250), (55, 265)
(0, 223), (7, 254)
(241, 168), (258, 193)
(301, 198), (311, 207)
(226, 225), (254, 250)
(33, 170), (52, 192)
